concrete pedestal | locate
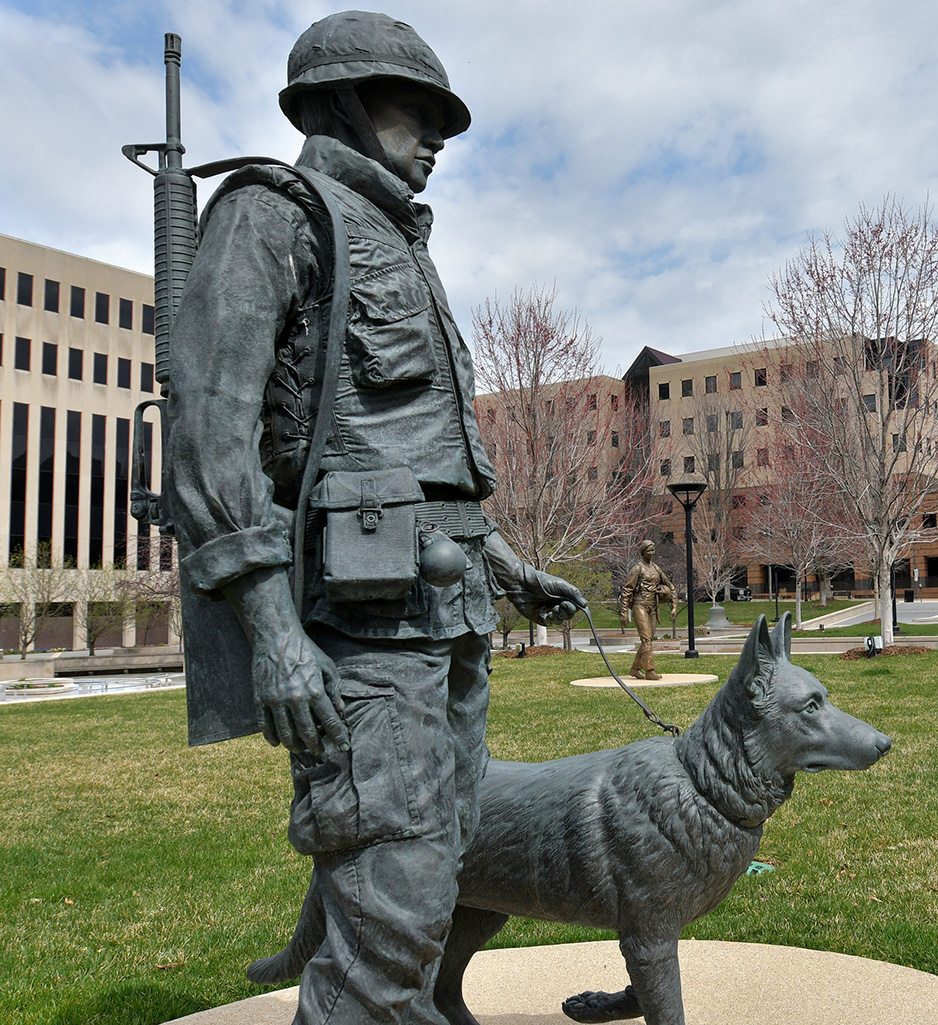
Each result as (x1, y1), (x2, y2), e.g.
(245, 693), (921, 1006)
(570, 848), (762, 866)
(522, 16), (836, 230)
(161, 939), (938, 1025)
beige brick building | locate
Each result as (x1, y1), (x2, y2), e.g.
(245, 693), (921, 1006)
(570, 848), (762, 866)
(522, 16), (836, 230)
(625, 341), (938, 598)
(0, 234), (176, 651)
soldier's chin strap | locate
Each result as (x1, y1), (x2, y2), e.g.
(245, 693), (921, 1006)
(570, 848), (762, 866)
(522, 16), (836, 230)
(334, 84), (396, 176)
(581, 606), (681, 738)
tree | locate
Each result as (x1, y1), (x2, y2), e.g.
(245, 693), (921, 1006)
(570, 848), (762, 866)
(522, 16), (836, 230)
(549, 554), (613, 651)
(0, 544), (72, 659)
(76, 564), (137, 655)
(120, 561), (182, 647)
(473, 285), (656, 642)
(740, 440), (860, 627)
(679, 388), (753, 603)
(493, 597), (522, 650)
(766, 197), (938, 643)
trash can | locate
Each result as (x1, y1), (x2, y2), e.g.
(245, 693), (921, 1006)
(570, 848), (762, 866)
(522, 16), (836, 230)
(904, 589), (915, 603)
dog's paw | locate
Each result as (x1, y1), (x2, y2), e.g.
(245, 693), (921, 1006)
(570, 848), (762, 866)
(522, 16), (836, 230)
(561, 986), (642, 1022)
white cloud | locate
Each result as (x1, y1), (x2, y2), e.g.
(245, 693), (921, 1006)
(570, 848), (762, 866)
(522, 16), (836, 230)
(3, 0), (938, 370)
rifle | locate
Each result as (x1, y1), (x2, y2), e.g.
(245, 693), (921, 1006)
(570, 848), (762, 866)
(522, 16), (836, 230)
(123, 35), (351, 747)
(123, 34), (257, 746)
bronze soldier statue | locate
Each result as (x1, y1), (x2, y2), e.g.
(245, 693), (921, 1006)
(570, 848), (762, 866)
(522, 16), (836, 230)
(164, 11), (583, 1025)
(618, 540), (676, 681)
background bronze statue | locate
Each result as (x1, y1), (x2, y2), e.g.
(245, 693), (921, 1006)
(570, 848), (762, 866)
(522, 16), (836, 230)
(161, 11), (583, 1025)
(618, 540), (676, 680)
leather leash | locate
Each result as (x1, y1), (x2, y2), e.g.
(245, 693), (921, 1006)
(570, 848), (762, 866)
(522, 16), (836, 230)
(581, 607), (681, 738)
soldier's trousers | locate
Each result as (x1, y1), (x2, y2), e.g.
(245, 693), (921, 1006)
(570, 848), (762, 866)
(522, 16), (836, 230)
(288, 626), (491, 1025)
(629, 604), (657, 674)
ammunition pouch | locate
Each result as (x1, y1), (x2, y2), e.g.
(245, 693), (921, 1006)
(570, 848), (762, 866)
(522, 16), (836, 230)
(309, 468), (424, 603)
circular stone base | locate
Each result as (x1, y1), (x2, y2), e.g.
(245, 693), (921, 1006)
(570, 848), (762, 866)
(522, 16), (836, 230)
(2, 679), (77, 695)
(571, 672), (717, 688)
(160, 939), (938, 1025)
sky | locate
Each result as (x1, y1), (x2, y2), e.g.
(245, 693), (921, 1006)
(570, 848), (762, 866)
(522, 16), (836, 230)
(3, 0), (938, 373)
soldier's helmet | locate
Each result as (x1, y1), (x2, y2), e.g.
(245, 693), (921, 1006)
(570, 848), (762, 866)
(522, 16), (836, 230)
(280, 10), (470, 139)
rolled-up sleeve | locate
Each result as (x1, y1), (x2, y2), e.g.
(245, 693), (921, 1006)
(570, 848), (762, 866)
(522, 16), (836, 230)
(166, 183), (320, 596)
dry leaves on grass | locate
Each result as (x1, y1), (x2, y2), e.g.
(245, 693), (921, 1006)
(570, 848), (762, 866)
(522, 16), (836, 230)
(840, 645), (933, 660)
(494, 645), (571, 658)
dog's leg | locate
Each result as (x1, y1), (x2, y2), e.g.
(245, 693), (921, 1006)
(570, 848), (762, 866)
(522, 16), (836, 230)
(432, 905), (509, 1025)
(619, 937), (685, 1025)
(562, 985), (643, 1022)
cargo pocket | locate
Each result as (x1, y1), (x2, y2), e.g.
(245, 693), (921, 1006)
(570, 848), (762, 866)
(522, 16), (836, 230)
(288, 692), (422, 856)
(347, 265), (436, 388)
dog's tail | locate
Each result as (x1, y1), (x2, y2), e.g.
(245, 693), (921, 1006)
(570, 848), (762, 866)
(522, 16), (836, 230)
(246, 870), (322, 985)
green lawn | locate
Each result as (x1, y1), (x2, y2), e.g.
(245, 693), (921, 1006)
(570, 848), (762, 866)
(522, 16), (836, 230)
(1, 646), (936, 1023)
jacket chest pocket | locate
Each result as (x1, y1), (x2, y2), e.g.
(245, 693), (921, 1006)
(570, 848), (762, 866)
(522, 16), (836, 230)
(347, 261), (437, 389)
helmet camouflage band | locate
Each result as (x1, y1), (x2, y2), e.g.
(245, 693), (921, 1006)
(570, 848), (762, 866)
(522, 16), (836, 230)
(280, 10), (471, 139)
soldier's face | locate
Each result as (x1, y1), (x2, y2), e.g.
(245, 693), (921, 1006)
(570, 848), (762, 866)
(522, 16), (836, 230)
(364, 84), (447, 193)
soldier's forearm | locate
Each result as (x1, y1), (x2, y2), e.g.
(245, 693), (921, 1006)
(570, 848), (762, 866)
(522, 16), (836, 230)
(221, 566), (302, 650)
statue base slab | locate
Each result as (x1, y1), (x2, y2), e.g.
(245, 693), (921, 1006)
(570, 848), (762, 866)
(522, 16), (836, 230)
(161, 939), (938, 1025)
(571, 672), (718, 688)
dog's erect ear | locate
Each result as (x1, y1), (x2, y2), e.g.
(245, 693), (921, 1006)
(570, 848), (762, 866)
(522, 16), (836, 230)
(736, 614), (774, 696)
(769, 612), (792, 663)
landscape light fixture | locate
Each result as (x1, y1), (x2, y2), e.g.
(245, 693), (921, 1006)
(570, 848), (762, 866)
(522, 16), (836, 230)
(667, 480), (707, 659)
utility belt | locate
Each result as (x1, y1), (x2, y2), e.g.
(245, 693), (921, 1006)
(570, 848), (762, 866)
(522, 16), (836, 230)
(306, 468), (489, 603)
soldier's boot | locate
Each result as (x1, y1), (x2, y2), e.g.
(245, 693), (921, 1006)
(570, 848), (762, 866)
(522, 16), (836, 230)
(644, 654), (662, 681)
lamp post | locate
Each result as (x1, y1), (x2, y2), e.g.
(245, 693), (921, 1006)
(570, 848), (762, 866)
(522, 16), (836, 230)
(668, 480), (707, 659)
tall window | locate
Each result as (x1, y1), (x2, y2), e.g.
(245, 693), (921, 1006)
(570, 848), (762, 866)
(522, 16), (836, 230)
(140, 361), (154, 393)
(0, 266), (5, 300)
(14, 336), (31, 371)
(9, 404), (29, 557)
(142, 304), (155, 335)
(729, 371), (741, 390)
(68, 347), (83, 380)
(114, 418), (130, 568)
(70, 285), (85, 318)
(658, 382), (670, 400)
(684, 455), (696, 474)
(136, 421), (153, 570)
(705, 375), (717, 394)
(44, 279), (60, 312)
(681, 379), (693, 397)
(93, 352), (108, 385)
(89, 415), (106, 566)
(37, 408), (56, 555)
(17, 272), (33, 306)
(682, 417), (694, 435)
(64, 411), (81, 564)
(119, 297), (133, 330)
(754, 367), (767, 387)
(117, 357), (132, 389)
(95, 292), (110, 324)
(42, 342), (58, 376)
(159, 535), (174, 571)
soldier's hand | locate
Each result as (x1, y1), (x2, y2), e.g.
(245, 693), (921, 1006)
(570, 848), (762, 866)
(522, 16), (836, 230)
(507, 565), (586, 626)
(251, 627), (349, 755)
